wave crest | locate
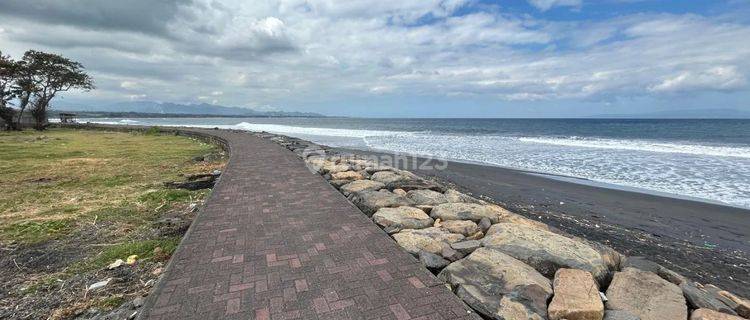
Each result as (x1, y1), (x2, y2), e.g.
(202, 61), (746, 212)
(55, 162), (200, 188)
(518, 136), (750, 158)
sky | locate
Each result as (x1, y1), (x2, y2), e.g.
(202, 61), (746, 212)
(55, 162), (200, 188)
(1, 0), (749, 117)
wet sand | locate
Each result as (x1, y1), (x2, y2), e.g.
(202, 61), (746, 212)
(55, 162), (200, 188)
(340, 148), (750, 297)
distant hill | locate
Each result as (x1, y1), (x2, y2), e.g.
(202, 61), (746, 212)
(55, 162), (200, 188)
(592, 108), (750, 119)
(57, 101), (324, 117)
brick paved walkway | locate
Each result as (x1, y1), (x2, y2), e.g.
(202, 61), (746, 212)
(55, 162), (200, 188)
(138, 129), (476, 320)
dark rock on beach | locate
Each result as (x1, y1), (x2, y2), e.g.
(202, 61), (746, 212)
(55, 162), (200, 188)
(439, 247), (552, 320)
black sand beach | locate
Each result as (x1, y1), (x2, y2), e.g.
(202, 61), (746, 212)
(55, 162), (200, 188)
(341, 148), (750, 297)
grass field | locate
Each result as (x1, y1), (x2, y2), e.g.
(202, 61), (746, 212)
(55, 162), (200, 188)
(0, 128), (226, 319)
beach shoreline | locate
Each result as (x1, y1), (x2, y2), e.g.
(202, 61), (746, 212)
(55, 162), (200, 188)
(334, 146), (750, 296)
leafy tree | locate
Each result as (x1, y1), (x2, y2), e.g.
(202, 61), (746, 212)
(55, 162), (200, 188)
(0, 51), (17, 130)
(19, 51), (94, 130)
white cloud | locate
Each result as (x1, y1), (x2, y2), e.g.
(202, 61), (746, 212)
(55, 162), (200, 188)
(649, 66), (746, 93)
(120, 81), (139, 89)
(0, 1), (748, 110)
(526, 0), (582, 11)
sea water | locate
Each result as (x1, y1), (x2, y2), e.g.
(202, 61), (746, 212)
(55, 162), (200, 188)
(83, 117), (750, 209)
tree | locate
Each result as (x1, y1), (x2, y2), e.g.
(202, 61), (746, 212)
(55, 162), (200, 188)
(19, 51), (94, 130)
(0, 51), (17, 130)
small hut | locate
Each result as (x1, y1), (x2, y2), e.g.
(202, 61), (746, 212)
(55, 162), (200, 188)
(59, 113), (77, 124)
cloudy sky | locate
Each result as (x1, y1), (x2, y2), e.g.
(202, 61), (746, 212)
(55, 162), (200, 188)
(1, 0), (749, 117)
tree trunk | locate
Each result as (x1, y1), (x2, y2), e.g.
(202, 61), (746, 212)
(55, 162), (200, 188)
(30, 95), (52, 131)
(13, 92), (30, 130)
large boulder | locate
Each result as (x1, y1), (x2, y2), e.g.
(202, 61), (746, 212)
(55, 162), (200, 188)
(681, 282), (737, 315)
(418, 251), (450, 271)
(339, 180), (386, 196)
(349, 190), (414, 216)
(392, 227), (464, 255)
(430, 203), (510, 223)
(330, 170), (364, 181)
(321, 162), (351, 174)
(440, 220), (481, 236)
(371, 171), (410, 184)
(444, 189), (483, 204)
(482, 223), (609, 282)
(717, 290), (750, 318)
(605, 268), (687, 320)
(451, 240), (482, 255)
(405, 189), (449, 205)
(548, 268), (604, 320)
(690, 309), (745, 320)
(438, 247), (552, 320)
(372, 206), (434, 233)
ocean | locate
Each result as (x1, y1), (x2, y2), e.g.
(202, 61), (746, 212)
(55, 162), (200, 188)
(83, 117), (750, 209)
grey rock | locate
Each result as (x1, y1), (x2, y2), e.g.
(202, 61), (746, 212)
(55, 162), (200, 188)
(419, 250), (450, 270)
(321, 162), (351, 174)
(451, 240), (482, 254)
(444, 189), (483, 204)
(657, 267), (688, 285)
(440, 220), (481, 236)
(405, 189), (449, 205)
(371, 171), (410, 184)
(329, 179), (352, 188)
(482, 223), (609, 283)
(440, 246), (464, 262)
(547, 268), (604, 320)
(605, 268), (687, 320)
(372, 206), (434, 233)
(430, 203), (511, 223)
(681, 282), (737, 315)
(703, 285), (739, 310)
(349, 190), (414, 216)
(339, 180), (386, 196)
(392, 227), (465, 255)
(132, 297), (145, 308)
(438, 247), (552, 320)
(478, 217), (492, 233)
(604, 310), (641, 320)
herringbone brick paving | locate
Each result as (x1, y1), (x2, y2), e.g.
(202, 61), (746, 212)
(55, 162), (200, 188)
(138, 129), (477, 319)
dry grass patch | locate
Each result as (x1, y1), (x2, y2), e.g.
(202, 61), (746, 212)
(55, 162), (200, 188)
(0, 128), (226, 319)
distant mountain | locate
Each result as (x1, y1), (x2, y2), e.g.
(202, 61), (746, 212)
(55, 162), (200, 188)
(59, 101), (324, 117)
(591, 108), (750, 119)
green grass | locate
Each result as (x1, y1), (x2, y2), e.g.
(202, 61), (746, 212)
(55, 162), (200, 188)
(2, 220), (73, 244)
(70, 236), (182, 274)
(0, 128), (225, 245)
(0, 127), (226, 319)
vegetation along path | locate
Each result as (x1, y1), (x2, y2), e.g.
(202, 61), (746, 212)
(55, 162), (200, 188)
(136, 127), (475, 319)
(0, 128), (226, 319)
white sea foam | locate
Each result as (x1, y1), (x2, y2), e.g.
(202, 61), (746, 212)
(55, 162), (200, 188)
(518, 136), (750, 159)
(231, 122), (408, 138)
(80, 119), (750, 208)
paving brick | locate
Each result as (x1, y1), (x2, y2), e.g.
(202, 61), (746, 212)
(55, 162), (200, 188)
(137, 129), (476, 319)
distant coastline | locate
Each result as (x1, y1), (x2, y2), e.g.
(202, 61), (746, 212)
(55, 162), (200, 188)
(51, 110), (327, 118)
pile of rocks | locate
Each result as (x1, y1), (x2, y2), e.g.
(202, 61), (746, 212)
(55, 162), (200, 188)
(261, 132), (750, 320)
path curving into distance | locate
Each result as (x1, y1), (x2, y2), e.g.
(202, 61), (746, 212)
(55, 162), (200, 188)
(136, 128), (476, 319)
